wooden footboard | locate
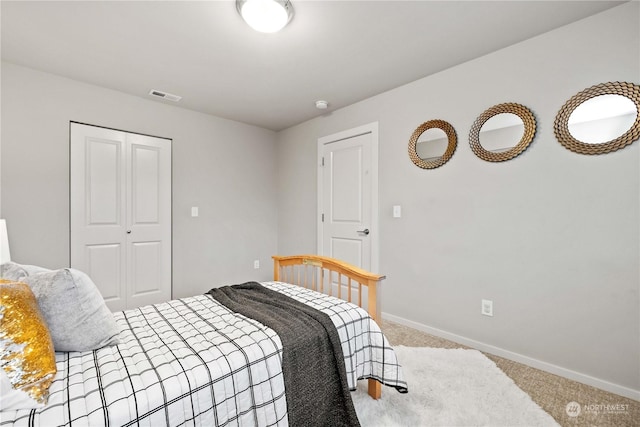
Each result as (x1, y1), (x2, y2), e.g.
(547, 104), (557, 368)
(272, 254), (386, 399)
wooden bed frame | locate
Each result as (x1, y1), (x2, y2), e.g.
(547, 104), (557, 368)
(272, 254), (386, 399)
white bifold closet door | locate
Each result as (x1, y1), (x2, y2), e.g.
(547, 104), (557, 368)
(70, 123), (172, 311)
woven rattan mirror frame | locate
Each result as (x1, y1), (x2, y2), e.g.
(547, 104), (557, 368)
(469, 103), (536, 162)
(408, 119), (457, 169)
(554, 81), (640, 155)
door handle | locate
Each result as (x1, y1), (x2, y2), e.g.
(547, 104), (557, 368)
(126, 230), (132, 234)
(357, 228), (370, 235)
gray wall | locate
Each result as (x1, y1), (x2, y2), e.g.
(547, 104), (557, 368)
(1, 63), (277, 298)
(1, 1), (637, 400)
(276, 3), (639, 397)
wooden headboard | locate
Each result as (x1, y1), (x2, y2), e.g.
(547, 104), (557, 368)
(272, 254), (385, 322)
(272, 254), (387, 399)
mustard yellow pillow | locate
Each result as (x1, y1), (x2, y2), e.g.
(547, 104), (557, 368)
(0, 279), (57, 409)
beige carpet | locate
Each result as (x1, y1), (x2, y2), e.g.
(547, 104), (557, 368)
(381, 320), (639, 427)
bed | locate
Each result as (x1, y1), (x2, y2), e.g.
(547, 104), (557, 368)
(0, 255), (406, 426)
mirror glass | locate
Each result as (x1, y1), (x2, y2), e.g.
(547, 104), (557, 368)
(416, 128), (448, 160)
(469, 103), (536, 162)
(479, 113), (525, 153)
(408, 119), (457, 169)
(568, 94), (638, 144)
(554, 81), (640, 155)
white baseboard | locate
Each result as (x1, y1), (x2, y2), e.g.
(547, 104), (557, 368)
(383, 312), (640, 402)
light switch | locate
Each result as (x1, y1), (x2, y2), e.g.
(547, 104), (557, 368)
(191, 207), (199, 217)
(393, 205), (402, 218)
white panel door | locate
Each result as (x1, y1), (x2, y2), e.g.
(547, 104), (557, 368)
(126, 134), (171, 308)
(318, 123), (379, 274)
(70, 125), (128, 311)
(323, 134), (372, 269)
(71, 123), (171, 311)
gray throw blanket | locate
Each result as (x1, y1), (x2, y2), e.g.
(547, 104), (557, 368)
(207, 282), (361, 427)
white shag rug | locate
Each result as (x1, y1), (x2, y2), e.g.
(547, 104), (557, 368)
(352, 346), (560, 427)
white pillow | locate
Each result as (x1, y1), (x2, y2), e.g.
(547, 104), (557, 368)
(22, 269), (120, 352)
(0, 262), (52, 281)
(0, 262), (25, 281)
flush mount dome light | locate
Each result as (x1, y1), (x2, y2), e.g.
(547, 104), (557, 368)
(236, 0), (294, 33)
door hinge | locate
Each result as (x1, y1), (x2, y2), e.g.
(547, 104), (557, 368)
(321, 213), (324, 222)
(321, 157), (325, 167)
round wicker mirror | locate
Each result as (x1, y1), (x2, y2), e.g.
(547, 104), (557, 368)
(554, 81), (640, 155)
(408, 119), (457, 169)
(469, 103), (536, 162)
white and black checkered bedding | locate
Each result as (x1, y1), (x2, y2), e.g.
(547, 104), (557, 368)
(1, 281), (406, 426)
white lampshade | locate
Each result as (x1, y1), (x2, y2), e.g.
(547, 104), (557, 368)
(0, 219), (10, 264)
(236, 0), (294, 33)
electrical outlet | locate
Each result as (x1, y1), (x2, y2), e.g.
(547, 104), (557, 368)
(254, 260), (260, 269)
(481, 299), (493, 317)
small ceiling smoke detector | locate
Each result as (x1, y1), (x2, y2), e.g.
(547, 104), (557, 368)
(149, 89), (182, 102)
(315, 100), (328, 110)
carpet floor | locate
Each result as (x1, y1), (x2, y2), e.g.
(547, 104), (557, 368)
(380, 320), (639, 427)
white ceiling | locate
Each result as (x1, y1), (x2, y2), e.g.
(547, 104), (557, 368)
(1, 1), (625, 131)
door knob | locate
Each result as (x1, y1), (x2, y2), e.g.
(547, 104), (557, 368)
(357, 228), (370, 235)
(126, 230), (132, 234)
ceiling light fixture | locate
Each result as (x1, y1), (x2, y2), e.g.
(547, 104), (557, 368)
(236, 0), (294, 33)
(315, 100), (328, 110)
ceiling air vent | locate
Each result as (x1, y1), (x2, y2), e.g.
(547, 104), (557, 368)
(149, 89), (182, 102)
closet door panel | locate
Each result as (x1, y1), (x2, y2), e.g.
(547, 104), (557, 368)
(87, 139), (122, 224)
(126, 133), (172, 308)
(86, 243), (124, 311)
(71, 123), (127, 312)
(130, 241), (162, 294)
(71, 123), (171, 311)
(131, 144), (160, 224)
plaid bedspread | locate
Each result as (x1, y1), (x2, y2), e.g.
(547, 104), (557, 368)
(0, 281), (406, 426)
